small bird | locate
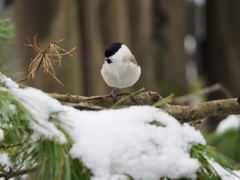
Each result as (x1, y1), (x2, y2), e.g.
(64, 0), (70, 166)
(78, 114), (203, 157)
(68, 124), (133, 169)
(101, 42), (141, 102)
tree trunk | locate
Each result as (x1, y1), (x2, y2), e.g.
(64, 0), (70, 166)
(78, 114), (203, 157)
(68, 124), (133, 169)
(128, 0), (154, 91)
(152, 0), (188, 95)
(203, 0), (240, 131)
(99, 0), (130, 45)
(204, 1), (240, 98)
(76, 0), (107, 96)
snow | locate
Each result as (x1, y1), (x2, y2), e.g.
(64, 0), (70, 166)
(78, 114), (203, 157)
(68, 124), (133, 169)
(208, 159), (240, 180)
(0, 72), (19, 91)
(13, 88), (67, 143)
(0, 73), (66, 143)
(0, 129), (3, 141)
(67, 106), (206, 180)
(184, 34), (197, 55)
(0, 73), (209, 180)
(216, 115), (240, 134)
(0, 153), (11, 166)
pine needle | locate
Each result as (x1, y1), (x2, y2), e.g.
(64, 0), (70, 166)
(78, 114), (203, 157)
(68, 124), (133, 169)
(191, 144), (239, 179)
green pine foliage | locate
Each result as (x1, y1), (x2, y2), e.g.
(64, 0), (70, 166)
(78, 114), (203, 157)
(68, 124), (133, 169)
(0, 71), (240, 179)
(0, 18), (14, 75)
(207, 129), (240, 163)
(0, 81), (91, 180)
(1, 77), (239, 179)
(0, 18), (14, 55)
(191, 144), (239, 179)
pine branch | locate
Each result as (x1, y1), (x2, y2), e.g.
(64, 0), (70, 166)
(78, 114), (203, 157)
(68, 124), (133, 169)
(0, 143), (22, 149)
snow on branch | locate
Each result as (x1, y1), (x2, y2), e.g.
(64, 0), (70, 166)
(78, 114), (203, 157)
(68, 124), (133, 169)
(2, 73), (240, 179)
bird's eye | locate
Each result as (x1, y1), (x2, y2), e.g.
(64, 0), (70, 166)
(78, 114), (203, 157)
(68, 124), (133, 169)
(106, 59), (112, 64)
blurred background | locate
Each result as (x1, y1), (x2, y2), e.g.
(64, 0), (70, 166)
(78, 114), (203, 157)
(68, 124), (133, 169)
(1, 0), (240, 163)
(1, 0), (240, 129)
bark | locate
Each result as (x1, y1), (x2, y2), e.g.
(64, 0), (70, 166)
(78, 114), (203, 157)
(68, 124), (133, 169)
(165, 98), (240, 123)
(50, 91), (161, 108)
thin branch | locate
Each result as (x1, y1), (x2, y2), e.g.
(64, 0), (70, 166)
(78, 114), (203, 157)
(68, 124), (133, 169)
(17, 34), (75, 86)
(0, 143), (22, 149)
(0, 166), (38, 179)
(170, 83), (233, 105)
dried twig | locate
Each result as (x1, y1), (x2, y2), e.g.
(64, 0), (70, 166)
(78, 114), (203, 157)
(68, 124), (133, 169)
(17, 34), (76, 86)
(170, 83), (233, 105)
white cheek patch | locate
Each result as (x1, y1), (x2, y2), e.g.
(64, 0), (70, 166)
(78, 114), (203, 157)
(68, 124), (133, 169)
(109, 45), (132, 62)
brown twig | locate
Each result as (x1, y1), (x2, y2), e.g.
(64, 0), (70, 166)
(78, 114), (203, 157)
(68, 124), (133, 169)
(17, 34), (75, 86)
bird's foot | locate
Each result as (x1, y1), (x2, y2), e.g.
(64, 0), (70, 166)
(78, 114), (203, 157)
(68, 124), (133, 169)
(130, 87), (136, 102)
(111, 88), (118, 102)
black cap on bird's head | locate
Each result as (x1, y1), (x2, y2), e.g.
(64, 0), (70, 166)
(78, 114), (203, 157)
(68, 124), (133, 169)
(105, 42), (123, 58)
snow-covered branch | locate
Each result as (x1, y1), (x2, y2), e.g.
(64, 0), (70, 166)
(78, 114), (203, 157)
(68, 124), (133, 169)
(1, 73), (240, 179)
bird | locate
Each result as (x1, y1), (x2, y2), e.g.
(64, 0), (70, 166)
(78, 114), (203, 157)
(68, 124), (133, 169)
(101, 42), (141, 102)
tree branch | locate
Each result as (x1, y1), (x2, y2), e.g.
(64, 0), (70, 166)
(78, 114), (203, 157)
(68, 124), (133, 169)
(49, 91), (240, 123)
(164, 98), (240, 123)
(0, 166), (38, 179)
(0, 143), (22, 149)
(50, 91), (161, 108)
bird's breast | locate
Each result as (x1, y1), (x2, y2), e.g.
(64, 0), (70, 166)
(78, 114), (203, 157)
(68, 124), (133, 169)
(101, 61), (141, 88)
